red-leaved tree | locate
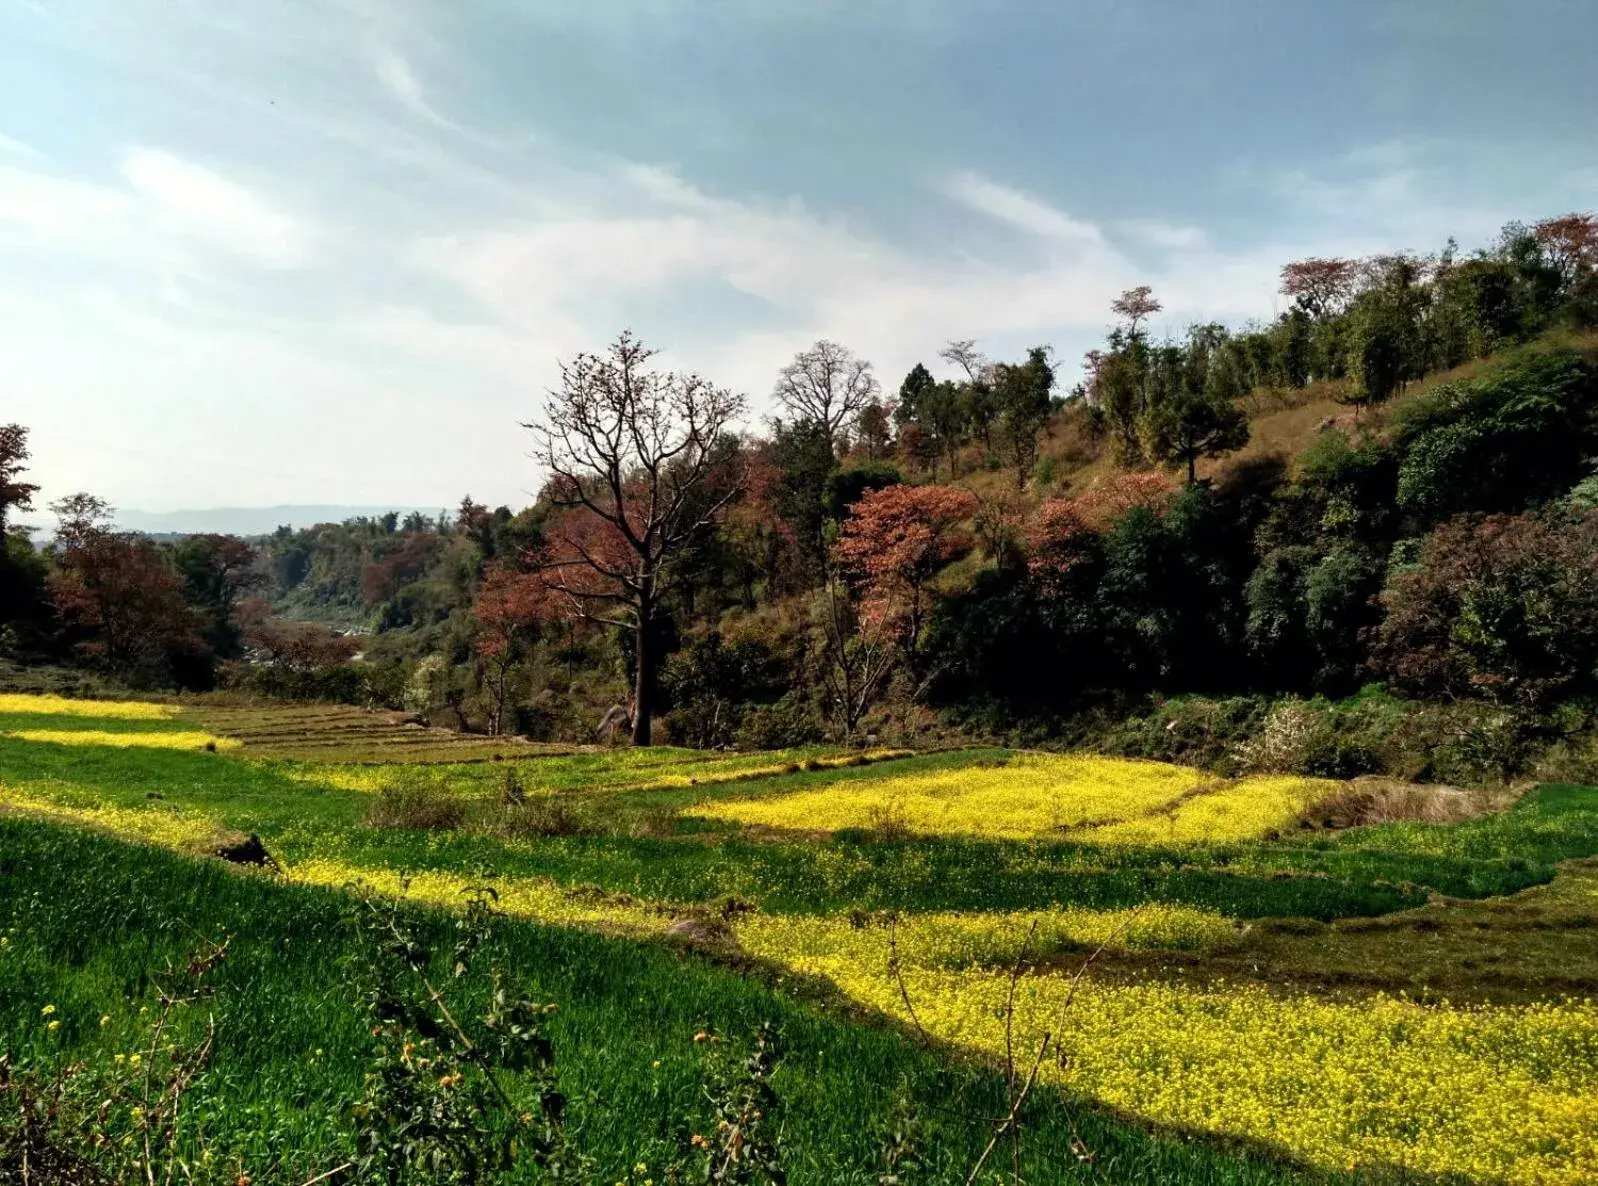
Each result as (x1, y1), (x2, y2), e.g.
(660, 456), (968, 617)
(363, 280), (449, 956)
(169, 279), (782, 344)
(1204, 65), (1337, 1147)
(472, 564), (555, 736)
(47, 494), (203, 685)
(1533, 213), (1598, 285)
(1028, 472), (1178, 595)
(1280, 258), (1360, 318)
(833, 484), (976, 664)
(1375, 509), (1598, 707)
(1110, 286), (1162, 336)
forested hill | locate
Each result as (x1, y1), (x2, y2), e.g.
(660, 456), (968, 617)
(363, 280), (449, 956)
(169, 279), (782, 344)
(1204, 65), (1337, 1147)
(3, 212), (1598, 768)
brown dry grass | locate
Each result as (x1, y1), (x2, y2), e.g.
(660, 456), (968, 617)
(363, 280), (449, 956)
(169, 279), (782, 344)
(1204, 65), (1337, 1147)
(1300, 777), (1522, 830)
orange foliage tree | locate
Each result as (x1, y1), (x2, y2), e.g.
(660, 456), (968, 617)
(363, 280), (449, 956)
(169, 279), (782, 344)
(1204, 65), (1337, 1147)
(47, 494), (203, 684)
(1028, 472), (1178, 593)
(1533, 213), (1598, 284)
(1279, 257), (1359, 318)
(833, 484), (976, 663)
(472, 563), (556, 735)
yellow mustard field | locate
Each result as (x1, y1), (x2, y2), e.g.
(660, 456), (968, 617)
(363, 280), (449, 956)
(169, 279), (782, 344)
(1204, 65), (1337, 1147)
(1074, 774), (1335, 845)
(736, 904), (1242, 970)
(0, 787), (221, 849)
(817, 962), (1598, 1185)
(694, 753), (1337, 843)
(0, 693), (174, 720)
(5, 729), (238, 751)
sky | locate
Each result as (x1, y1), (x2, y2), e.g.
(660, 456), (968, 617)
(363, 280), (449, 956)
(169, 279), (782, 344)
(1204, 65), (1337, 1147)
(3, 0), (1595, 517)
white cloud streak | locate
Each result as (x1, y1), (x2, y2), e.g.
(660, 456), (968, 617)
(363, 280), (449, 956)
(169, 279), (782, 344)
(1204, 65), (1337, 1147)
(370, 46), (455, 129)
(943, 170), (1104, 246)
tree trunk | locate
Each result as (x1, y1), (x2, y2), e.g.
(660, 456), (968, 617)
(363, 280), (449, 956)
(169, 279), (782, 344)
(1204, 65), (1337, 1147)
(491, 658), (508, 736)
(631, 582), (654, 746)
(1187, 453), (1197, 485)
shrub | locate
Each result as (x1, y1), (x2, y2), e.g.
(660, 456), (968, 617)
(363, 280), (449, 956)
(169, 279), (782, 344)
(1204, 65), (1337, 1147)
(491, 793), (593, 839)
(1375, 508), (1598, 708)
(364, 785), (468, 831)
(1393, 350), (1596, 522)
(736, 694), (824, 750)
(1230, 700), (1326, 775)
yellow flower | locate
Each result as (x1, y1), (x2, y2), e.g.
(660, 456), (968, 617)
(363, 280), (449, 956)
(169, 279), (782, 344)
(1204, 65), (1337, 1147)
(40, 1004), (55, 1016)
(693, 753), (1336, 844)
(46, 1020), (60, 1032)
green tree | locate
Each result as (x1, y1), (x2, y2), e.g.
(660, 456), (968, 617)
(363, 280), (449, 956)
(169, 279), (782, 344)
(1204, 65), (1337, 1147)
(770, 418), (838, 578)
(0, 424), (40, 536)
(172, 534), (261, 660)
(1141, 328), (1249, 483)
(991, 346), (1056, 488)
(1143, 387), (1250, 484)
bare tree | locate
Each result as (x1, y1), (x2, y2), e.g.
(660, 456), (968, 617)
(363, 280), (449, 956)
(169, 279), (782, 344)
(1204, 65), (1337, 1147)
(526, 332), (746, 746)
(815, 579), (898, 737)
(938, 339), (988, 383)
(773, 340), (880, 453)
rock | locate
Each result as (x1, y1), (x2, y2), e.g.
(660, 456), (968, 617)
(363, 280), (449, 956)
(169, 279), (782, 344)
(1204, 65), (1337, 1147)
(206, 833), (278, 869)
(595, 704), (632, 744)
(664, 917), (736, 949)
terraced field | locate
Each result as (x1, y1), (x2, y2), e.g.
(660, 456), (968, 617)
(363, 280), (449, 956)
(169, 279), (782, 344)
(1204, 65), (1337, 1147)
(188, 701), (584, 762)
(3, 693), (1598, 1182)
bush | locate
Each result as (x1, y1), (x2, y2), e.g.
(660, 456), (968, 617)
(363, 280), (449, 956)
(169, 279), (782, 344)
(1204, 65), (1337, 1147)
(1393, 350), (1596, 523)
(736, 694), (824, 750)
(491, 793), (593, 838)
(364, 785), (468, 831)
(1091, 687), (1549, 786)
(1375, 508), (1598, 708)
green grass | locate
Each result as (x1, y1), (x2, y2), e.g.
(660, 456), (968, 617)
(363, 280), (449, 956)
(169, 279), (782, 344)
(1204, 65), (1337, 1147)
(7, 704), (1598, 1181)
(0, 818), (1341, 1184)
(4, 735), (1594, 921)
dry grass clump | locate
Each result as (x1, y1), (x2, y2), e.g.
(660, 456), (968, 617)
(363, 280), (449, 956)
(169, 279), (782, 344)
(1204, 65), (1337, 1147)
(364, 785), (469, 831)
(362, 778), (596, 838)
(488, 794), (594, 839)
(1298, 778), (1519, 830)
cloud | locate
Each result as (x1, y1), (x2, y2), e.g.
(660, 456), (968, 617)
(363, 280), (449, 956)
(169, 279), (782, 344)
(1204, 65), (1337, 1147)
(942, 171), (1104, 246)
(17, 0), (1584, 513)
(120, 148), (309, 267)
(1120, 219), (1209, 251)
(370, 46), (455, 129)
(0, 132), (44, 160)
(0, 163), (130, 236)
(405, 162), (1171, 405)
(614, 161), (716, 211)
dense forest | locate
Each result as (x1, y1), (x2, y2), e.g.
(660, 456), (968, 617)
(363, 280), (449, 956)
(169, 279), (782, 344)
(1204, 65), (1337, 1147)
(6, 211), (1598, 781)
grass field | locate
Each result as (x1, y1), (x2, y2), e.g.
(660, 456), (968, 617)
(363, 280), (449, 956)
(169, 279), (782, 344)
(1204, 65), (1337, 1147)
(3, 694), (1598, 1182)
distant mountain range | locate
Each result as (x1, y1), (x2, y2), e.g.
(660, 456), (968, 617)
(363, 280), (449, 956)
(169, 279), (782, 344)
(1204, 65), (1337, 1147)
(110, 505), (446, 538)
